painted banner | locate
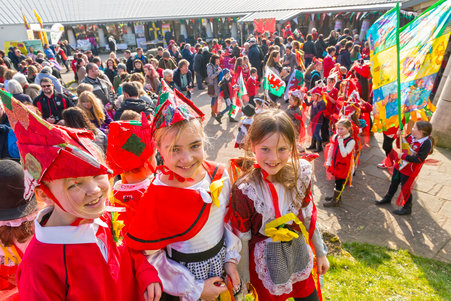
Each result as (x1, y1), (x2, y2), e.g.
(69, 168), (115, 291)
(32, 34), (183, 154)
(368, 0), (450, 131)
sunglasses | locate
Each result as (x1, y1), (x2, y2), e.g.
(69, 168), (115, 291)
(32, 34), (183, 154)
(41, 85), (52, 88)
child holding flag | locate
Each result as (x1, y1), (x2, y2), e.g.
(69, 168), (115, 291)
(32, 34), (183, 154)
(375, 121), (434, 215)
(215, 69), (238, 124)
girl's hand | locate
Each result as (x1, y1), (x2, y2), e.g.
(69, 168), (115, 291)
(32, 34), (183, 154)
(201, 277), (228, 301)
(144, 282), (162, 301)
(225, 262), (240, 290)
(317, 256), (330, 275)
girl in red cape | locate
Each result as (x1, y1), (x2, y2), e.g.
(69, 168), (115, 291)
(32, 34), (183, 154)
(324, 119), (356, 207)
(125, 90), (241, 301)
(375, 121), (434, 215)
(229, 110), (329, 301)
(0, 91), (162, 301)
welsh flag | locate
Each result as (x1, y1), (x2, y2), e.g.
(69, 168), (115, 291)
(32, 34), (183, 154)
(229, 104), (239, 119)
(264, 66), (286, 97)
(285, 69), (304, 99)
(234, 71), (249, 105)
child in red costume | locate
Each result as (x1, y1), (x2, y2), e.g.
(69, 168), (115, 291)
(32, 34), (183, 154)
(324, 119), (356, 207)
(126, 90), (242, 301)
(230, 110), (329, 301)
(106, 113), (157, 233)
(322, 73), (339, 141)
(0, 90), (162, 301)
(246, 68), (259, 106)
(0, 160), (38, 301)
(375, 121), (434, 215)
(285, 89), (307, 148)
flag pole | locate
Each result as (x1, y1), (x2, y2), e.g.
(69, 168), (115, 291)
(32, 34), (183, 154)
(395, 2), (403, 130)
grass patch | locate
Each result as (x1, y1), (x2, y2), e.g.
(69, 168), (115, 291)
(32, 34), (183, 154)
(322, 242), (451, 300)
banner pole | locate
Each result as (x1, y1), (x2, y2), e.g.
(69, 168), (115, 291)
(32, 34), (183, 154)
(396, 3), (403, 130)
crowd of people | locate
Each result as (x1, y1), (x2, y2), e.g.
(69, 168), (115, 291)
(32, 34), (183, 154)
(0, 24), (435, 301)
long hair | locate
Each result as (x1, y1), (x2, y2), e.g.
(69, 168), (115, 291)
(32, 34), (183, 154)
(77, 91), (105, 126)
(239, 109), (310, 208)
(266, 50), (280, 68)
(234, 57), (243, 74)
(63, 107), (97, 133)
(0, 222), (34, 246)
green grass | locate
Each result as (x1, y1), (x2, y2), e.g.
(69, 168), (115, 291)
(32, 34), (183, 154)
(321, 242), (451, 301)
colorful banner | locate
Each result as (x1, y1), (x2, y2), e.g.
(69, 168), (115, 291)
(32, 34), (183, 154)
(368, 0), (450, 131)
(264, 67), (286, 97)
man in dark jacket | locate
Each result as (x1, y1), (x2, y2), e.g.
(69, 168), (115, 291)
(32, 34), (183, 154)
(193, 44), (204, 89)
(173, 60), (194, 99)
(33, 77), (74, 123)
(231, 40), (241, 58)
(124, 50), (134, 73)
(81, 63), (113, 105)
(114, 83), (154, 120)
(337, 41), (353, 71)
(248, 38), (263, 79)
(200, 47), (212, 82)
(181, 44), (194, 73)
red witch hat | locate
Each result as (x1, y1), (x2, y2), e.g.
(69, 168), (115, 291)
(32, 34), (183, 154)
(0, 90), (111, 200)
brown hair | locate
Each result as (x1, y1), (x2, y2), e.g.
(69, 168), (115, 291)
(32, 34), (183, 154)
(62, 107), (97, 133)
(336, 119), (354, 135)
(129, 72), (145, 85)
(0, 222), (34, 246)
(240, 109), (309, 208)
(415, 120), (434, 154)
(120, 110), (140, 121)
(266, 50), (280, 68)
(76, 83), (94, 96)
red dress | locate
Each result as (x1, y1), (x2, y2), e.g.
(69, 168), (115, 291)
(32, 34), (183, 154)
(327, 134), (355, 180)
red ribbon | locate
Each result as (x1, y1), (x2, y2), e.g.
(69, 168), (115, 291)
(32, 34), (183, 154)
(156, 165), (194, 183)
(253, 164), (281, 218)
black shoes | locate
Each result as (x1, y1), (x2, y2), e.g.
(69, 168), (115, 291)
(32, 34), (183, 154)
(229, 117), (238, 123)
(215, 115), (222, 124)
(375, 197), (391, 205)
(393, 208), (412, 215)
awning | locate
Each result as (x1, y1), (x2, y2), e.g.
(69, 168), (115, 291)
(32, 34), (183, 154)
(238, 9), (302, 23)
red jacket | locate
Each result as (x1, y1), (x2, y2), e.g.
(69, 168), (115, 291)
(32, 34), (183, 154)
(322, 55), (335, 78)
(395, 134), (433, 176)
(322, 86), (338, 119)
(246, 76), (258, 97)
(17, 211), (161, 301)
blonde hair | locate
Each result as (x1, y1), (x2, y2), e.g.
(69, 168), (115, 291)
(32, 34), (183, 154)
(240, 109), (309, 208)
(77, 91), (105, 126)
(154, 118), (205, 159)
(336, 118), (353, 135)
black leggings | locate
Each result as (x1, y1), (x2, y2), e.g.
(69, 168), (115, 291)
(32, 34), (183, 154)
(294, 288), (320, 301)
(335, 178), (346, 191)
(382, 134), (395, 156)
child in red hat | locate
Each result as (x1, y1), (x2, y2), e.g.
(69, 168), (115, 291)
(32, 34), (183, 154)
(126, 89), (242, 301)
(0, 90), (162, 301)
(106, 113), (157, 233)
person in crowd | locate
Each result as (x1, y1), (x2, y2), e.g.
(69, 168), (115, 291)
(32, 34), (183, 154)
(11, 48), (27, 70)
(0, 50), (12, 69)
(124, 50), (134, 73)
(302, 34), (316, 67)
(62, 107), (108, 153)
(155, 47), (164, 61)
(215, 69), (237, 124)
(25, 65), (38, 84)
(324, 119), (356, 207)
(0, 65), (7, 83)
(230, 109), (329, 301)
(0, 159), (38, 300)
(77, 91), (112, 132)
(133, 59), (145, 75)
(283, 45), (298, 78)
(314, 34), (327, 59)
(375, 121), (434, 215)
(305, 86), (326, 152)
(361, 41), (370, 60)
(34, 66), (63, 94)
(108, 36), (117, 54)
(181, 44), (194, 73)
(350, 45), (362, 64)
(114, 82), (154, 120)
(246, 67), (259, 106)
(81, 63), (113, 105)
(76, 58), (87, 83)
(158, 51), (177, 70)
(7, 79), (32, 103)
(54, 44), (69, 72)
(143, 63), (161, 94)
(338, 41), (353, 71)
(248, 38), (262, 79)
(160, 69), (179, 91)
(338, 28), (353, 43)
(207, 54), (222, 117)
(323, 46), (336, 78)
(134, 47), (148, 64)
(125, 94), (241, 301)
(113, 63), (129, 93)
(33, 77), (74, 123)
(173, 59), (193, 99)
(193, 44), (205, 89)
(265, 50), (290, 104)
(104, 58), (117, 84)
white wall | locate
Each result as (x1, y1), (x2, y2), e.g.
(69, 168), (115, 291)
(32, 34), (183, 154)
(0, 24), (29, 51)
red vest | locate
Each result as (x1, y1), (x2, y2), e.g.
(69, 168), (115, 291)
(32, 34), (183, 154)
(331, 135), (354, 179)
(395, 135), (429, 176)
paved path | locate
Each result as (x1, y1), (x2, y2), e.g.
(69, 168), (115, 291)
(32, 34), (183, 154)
(63, 71), (450, 263)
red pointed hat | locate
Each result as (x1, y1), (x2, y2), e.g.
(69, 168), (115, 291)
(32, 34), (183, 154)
(106, 113), (155, 175)
(309, 86), (323, 96)
(351, 61), (371, 79)
(152, 89), (204, 132)
(0, 90), (111, 199)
